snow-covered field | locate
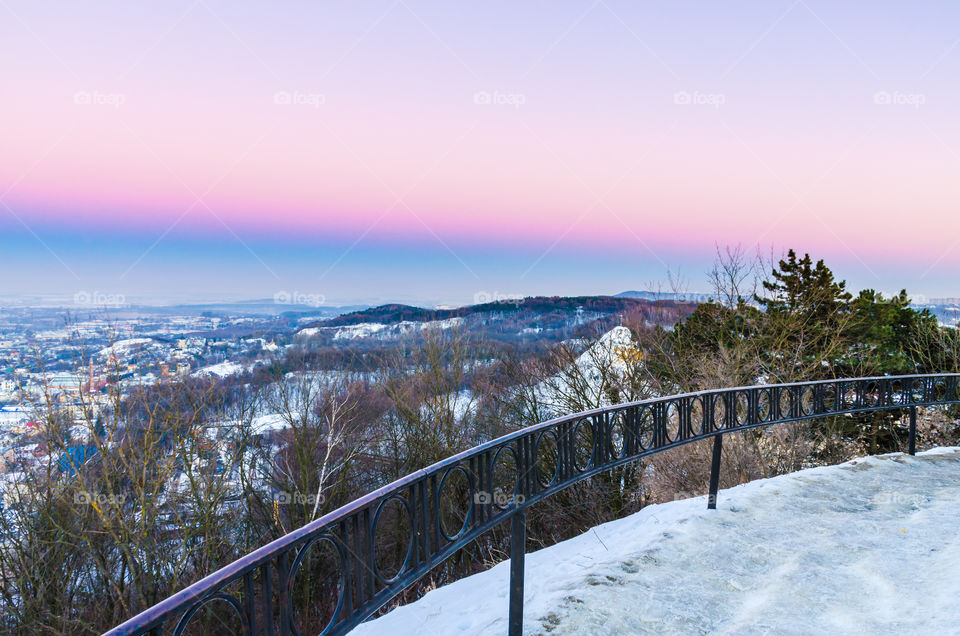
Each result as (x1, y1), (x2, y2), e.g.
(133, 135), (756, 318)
(356, 448), (960, 635)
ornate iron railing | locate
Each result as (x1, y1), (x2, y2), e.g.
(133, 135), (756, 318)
(105, 373), (960, 636)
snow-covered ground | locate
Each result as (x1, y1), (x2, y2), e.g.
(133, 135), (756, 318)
(250, 412), (297, 435)
(356, 448), (960, 635)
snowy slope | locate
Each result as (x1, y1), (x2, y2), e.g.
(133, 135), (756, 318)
(98, 337), (154, 357)
(193, 361), (245, 378)
(355, 448), (960, 635)
(298, 317), (465, 340)
(533, 326), (642, 414)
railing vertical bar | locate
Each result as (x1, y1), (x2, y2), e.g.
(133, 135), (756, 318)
(417, 478), (429, 566)
(600, 412), (609, 463)
(337, 521), (354, 624)
(260, 562), (273, 636)
(655, 402), (665, 447)
(373, 503), (383, 605)
(243, 570), (256, 636)
(518, 435), (530, 499)
(909, 406), (917, 456)
(278, 551), (291, 636)
(725, 391), (733, 428)
(354, 510), (368, 612)
(479, 451), (490, 525)
(508, 509), (527, 636)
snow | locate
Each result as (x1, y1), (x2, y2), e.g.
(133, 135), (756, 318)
(98, 338), (153, 357)
(0, 407), (30, 426)
(355, 448), (960, 635)
(298, 317), (465, 340)
(250, 413), (297, 435)
(331, 322), (390, 340)
(569, 326), (636, 380)
(423, 389), (476, 421)
(533, 326), (642, 413)
(193, 361), (244, 378)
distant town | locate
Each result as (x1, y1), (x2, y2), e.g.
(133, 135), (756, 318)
(0, 301), (342, 469)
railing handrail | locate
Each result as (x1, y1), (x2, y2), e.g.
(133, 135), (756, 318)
(104, 373), (960, 636)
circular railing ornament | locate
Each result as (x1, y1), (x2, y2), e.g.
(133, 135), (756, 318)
(437, 465), (475, 541)
(172, 593), (248, 636)
(287, 534), (347, 636)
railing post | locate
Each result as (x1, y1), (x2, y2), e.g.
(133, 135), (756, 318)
(909, 406), (917, 456)
(707, 434), (723, 510)
(508, 509), (527, 636)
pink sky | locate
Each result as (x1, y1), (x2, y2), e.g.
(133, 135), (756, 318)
(2, 1), (959, 303)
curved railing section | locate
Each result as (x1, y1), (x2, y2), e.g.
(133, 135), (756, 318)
(105, 373), (960, 636)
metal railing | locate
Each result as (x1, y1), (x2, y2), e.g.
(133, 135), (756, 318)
(105, 373), (960, 636)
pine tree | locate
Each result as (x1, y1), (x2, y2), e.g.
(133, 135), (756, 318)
(754, 250), (853, 379)
(757, 249), (852, 318)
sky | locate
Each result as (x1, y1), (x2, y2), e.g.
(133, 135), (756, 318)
(1, 1), (959, 307)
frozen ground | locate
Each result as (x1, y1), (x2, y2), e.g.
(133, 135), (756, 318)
(355, 448), (960, 635)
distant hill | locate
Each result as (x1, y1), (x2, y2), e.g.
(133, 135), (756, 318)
(313, 296), (681, 328)
(298, 295), (702, 344)
(616, 290), (719, 303)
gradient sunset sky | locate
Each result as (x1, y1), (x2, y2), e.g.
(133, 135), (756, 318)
(2, 1), (959, 306)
